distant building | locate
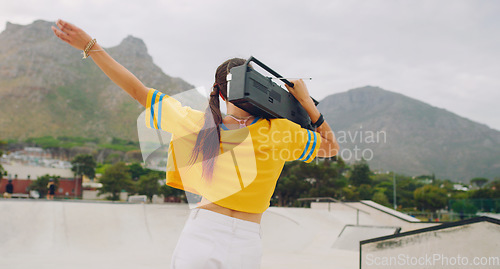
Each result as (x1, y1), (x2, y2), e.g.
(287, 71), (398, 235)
(0, 163), (82, 198)
(453, 184), (469, 191)
(414, 177), (433, 185)
(4, 147), (72, 168)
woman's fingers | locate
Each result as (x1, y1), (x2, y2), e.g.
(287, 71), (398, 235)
(51, 25), (70, 43)
(52, 19), (92, 50)
(52, 20), (71, 43)
(57, 19), (73, 34)
(285, 79), (310, 103)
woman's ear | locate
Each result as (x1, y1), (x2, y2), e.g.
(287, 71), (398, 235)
(219, 92), (226, 101)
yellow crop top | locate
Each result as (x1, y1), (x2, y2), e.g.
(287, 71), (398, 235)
(145, 89), (321, 213)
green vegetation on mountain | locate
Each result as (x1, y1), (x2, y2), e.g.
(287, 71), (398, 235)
(0, 20), (194, 141)
(1, 20), (498, 182)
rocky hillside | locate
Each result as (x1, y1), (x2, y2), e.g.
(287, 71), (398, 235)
(2, 20), (498, 181)
(0, 20), (194, 141)
(318, 86), (500, 181)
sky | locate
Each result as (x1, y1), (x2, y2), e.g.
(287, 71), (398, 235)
(1, 0), (499, 130)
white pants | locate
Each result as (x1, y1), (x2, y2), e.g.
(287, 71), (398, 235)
(170, 208), (263, 269)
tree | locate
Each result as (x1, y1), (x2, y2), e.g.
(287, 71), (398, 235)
(0, 163), (4, 179)
(71, 154), (97, 180)
(350, 159), (372, 186)
(469, 188), (495, 199)
(302, 159), (339, 198)
(395, 176), (424, 209)
(450, 200), (478, 216)
(29, 174), (60, 198)
(160, 184), (185, 201)
(335, 156), (347, 175)
(137, 173), (161, 202)
(358, 184), (373, 200)
(470, 177), (489, 188)
(490, 179), (500, 199)
(98, 162), (135, 201)
(127, 163), (149, 181)
(276, 174), (312, 206)
(414, 185), (447, 211)
(96, 163), (112, 175)
(273, 162), (313, 206)
(372, 191), (391, 207)
(341, 186), (359, 201)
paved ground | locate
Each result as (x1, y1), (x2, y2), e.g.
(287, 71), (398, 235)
(0, 199), (431, 269)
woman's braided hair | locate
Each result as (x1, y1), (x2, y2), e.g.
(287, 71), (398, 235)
(190, 58), (247, 182)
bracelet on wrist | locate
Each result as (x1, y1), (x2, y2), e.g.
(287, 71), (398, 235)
(82, 38), (97, 59)
(312, 113), (325, 129)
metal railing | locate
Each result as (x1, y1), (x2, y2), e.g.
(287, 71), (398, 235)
(297, 197), (370, 225)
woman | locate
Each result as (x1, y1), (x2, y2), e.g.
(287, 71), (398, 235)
(52, 19), (339, 268)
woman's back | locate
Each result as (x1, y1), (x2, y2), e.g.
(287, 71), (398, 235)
(145, 89), (322, 214)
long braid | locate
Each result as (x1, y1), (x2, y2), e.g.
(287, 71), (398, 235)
(189, 84), (222, 182)
(190, 58), (247, 182)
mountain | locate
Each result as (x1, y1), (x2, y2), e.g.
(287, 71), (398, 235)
(0, 20), (195, 141)
(318, 86), (500, 182)
(2, 21), (498, 181)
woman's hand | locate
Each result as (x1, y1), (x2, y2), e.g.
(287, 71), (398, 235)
(285, 79), (339, 157)
(50, 19), (149, 106)
(285, 79), (312, 104)
(51, 19), (93, 51)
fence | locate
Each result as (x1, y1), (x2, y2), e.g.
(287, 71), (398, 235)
(402, 199), (500, 222)
(449, 199), (500, 214)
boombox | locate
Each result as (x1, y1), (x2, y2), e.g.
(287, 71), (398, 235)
(226, 56), (319, 130)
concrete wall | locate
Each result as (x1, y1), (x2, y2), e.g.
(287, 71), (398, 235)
(361, 220), (500, 269)
(82, 191), (165, 203)
(1, 178), (82, 197)
(311, 202), (437, 232)
(1, 201), (360, 269)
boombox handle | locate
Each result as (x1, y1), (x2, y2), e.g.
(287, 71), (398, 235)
(244, 56), (295, 87)
(244, 56), (319, 105)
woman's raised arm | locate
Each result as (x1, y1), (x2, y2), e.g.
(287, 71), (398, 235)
(286, 79), (339, 158)
(51, 19), (149, 107)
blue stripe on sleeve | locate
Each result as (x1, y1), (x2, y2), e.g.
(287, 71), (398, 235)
(149, 90), (158, 129)
(250, 117), (260, 125)
(298, 130), (311, 161)
(304, 131), (317, 162)
(220, 122), (230, 130)
(157, 93), (165, 130)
